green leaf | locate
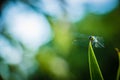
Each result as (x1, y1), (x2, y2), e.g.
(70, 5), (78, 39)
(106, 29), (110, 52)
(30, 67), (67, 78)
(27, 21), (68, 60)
(115, 48), (120, 80)
(88, 41), (104, 80)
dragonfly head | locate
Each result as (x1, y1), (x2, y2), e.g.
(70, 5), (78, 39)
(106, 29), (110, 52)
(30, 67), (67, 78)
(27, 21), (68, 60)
(89, 36), (94, 41)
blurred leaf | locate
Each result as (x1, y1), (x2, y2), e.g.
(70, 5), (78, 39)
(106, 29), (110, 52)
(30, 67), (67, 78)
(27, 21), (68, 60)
(115, 48), (120, 80)
(88, 41), (104, 80)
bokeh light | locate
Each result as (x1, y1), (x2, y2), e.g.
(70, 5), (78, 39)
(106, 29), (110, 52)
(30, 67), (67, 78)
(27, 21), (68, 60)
(0, 0), (120, 80)
(88, 0), (119, 14)
(3, 2), (53, 51)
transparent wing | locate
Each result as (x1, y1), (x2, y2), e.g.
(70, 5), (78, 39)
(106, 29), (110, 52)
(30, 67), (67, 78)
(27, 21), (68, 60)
(72, 33), (89, 47)
(92, 36), (104, 48)
(93, 42), (104, 48)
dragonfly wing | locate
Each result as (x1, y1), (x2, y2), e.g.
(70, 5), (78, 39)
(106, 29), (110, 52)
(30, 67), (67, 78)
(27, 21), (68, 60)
(73, 38), (89, 47)
(95, 36), (104, 48)
(93, 42), (104, 48)
(96, 36), (104, 43)
(72, 33), (89, 47)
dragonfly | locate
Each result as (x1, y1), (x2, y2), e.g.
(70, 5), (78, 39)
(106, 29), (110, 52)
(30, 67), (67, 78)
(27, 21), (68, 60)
(72, 33), (104, 48)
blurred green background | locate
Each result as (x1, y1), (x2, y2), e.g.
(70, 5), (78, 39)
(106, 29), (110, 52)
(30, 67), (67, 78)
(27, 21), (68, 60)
(0, 0), (120, 80)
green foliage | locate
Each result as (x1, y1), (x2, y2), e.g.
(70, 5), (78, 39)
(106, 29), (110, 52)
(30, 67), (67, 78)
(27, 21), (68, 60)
(88, 41), (104, 80)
